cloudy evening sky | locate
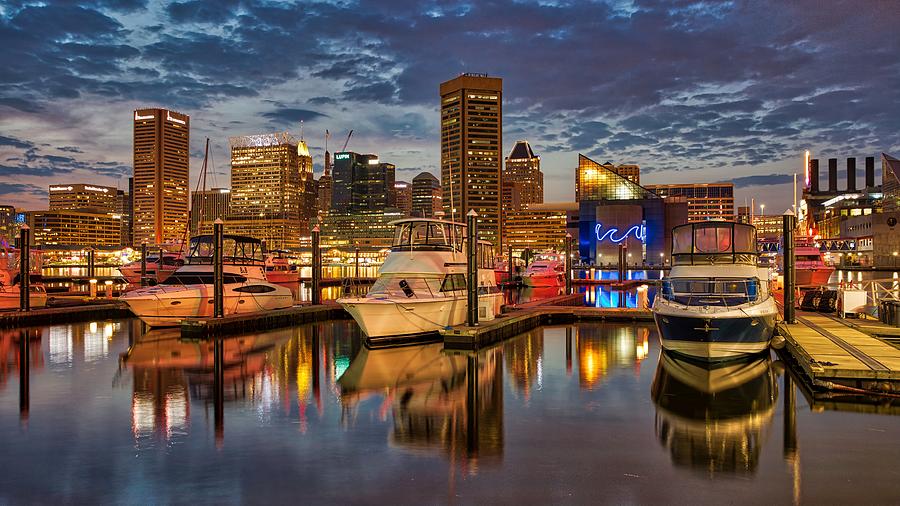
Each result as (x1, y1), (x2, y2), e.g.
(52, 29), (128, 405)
(1, 0), (899, 212)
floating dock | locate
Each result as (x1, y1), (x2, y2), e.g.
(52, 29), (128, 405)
(778, 311), (900, 390)
(0, 302), (131, 328)
(180, 303), (350, 338)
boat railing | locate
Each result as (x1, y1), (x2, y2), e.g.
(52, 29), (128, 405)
(661, 278), (759, 307)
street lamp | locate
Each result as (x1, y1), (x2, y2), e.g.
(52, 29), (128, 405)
(760, 203), (765, 216)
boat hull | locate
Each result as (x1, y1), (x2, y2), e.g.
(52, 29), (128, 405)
(653, 305), (777, 361)
(521, 273), (564, 287)
(121, 284), (294, 327)
(0, 290), (48, 310)
(338, 293), (503, 339)
(795, 267), (834, 287)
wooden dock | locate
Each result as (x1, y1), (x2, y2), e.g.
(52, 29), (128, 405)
(0, 302), (131, 328)
(778, 311), (900, 389)
(180, 303), (350, 338)
(442, 306), (652, 350)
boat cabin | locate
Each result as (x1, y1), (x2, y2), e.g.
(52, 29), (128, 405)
(390, 218), (494, 267)
(671, 221), (758, 266)
(186, 234), (265, 265)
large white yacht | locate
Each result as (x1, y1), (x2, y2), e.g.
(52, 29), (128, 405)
(119, 251), (184, 285)
(520, 253), (565, 287)
(337, 218), (503, 340)
(120, 235), (293, 327)
(652, 222), (778, 361)
(0, 248), (47, 310)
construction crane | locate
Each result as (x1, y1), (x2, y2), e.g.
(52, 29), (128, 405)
(341, 130), (353, 152)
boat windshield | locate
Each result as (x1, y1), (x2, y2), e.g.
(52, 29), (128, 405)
(160, 273), (248, 285)
(392, 221), (463, 252)
(661, 277), (760, 307)
(187, 235), (264, 264)
(367, 274), (447, 299)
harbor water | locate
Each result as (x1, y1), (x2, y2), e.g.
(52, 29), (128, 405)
(2, 319), (900, 504)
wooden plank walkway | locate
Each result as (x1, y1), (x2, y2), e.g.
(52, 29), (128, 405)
(779, 312), (900, 385)
(0, 302), (131, 328)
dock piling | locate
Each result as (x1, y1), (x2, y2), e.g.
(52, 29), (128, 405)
(783, 210), (796, 324)
(19, 225), (30, 312)
(19, 329), (29, 420)
(140, 240), (148, 287)
(466, 210), (479, 327)
(508, 245), (513, 283)
(312, 224), (321, 305)
(87, 247), (95, 280)
(565, 232), (572, 295)
(213, 219), (224, 318)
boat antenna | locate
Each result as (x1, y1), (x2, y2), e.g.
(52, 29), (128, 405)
(180, 137), (211, 256)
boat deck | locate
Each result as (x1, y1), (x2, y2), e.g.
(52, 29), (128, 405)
(778, 311), (900, 386)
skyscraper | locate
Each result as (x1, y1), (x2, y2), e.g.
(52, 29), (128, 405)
(331, 151), (396, 215)
(317, 167), (332, 217)
(575, 154), (654, 202)
(503, 140), (543, 209)
(228, 133), (316, 249)
(644, 183), (735, 222)
(48, 184), (118, 213)
(393, 181), (412, 216)
(132, 108), (190, 246)
(190, 188), (231, 235)
(412, 172), (442, 218)
(440, 73), (502, 245)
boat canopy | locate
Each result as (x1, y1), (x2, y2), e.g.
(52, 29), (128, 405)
(671, 222), (757, 265)
(187, 234), (264, 264)
(391, 219), (465, 252)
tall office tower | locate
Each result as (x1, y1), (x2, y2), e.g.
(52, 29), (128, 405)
(190, 188), (231, 235)
(644, 183), (735, 222)
(412, 172), (442, 218)
(317, 166), (333, 216)
(394, 181), (413, 216)
(229, 133), (316, 249)
(115, 189), (132, 247)
(48, 184), (118, 213)
(0, 205), (15, 244)
(503, 140), (543, 210)
(331, 151), (396, 214)
(133, 108), (190, 247)
(440, 73), (502, 245)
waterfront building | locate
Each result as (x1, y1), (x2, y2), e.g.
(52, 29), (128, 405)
(504, 203), (578, 254)
(802, 155), (883, 239)
(132, 108), (190, 247)
(49, 184), (117, 213)
(0, 205), (16, 245)
(575, 155), (654, 202)
(644, 183), (735, 222)
(412, 172), (442, 217)
(115, 189), (131, 248)
(882, 153), (900, 213)
(319, 210), (403, 248)
(440, 73), (502, 245)
(190, 188), (231, 236)
(228, 133), (316, 250)
(393, 181), (412, 216)
(27, 210), (122, 247)
(574, 154), (687, 266)
(751, 215), (784, 240)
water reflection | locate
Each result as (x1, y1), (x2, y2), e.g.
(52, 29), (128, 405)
(504, 329), (543, 399)
(651, 351), (778, 476)
(576, 325), (651, 389)
(337, 343), (504, 470)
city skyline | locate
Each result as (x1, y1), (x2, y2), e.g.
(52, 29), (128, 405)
(1, 0), (899, 213)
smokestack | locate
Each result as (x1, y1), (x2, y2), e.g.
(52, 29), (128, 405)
(828, 158), (838, 192)
(810, 159), (820, 193)
(847, 157), (856, 192)
(866, 156), (875, 187)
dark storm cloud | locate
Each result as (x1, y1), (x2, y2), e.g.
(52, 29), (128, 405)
(0, 182), (47, 198)
(0, 135), (34, 149)
(261, 108), (329, 125)
(725, 174), (794, 188)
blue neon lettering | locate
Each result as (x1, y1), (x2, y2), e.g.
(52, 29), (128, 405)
(595, 223), (646, 243)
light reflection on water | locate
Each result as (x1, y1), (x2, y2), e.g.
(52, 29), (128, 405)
(1, 320), (900, 503)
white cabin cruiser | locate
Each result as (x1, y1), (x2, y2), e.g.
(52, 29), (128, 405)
(337, 218), (503, 340)
(120, 235), (293, 327)
(652, 222), (778, 361)
(0, 248), (47, 310)
(520, 258), (565, 287)
(119, 251), (184, 285)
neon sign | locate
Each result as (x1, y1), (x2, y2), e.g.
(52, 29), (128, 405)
(595, 223), (646, 243)
(334, 153), (350, 160)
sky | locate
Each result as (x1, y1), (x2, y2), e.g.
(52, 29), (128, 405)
(1, 0), (899, 213)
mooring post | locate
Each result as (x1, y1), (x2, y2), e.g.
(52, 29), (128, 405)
(87, 247), (95, 280)
(565, 232), (573, 295)
(213, 219), (224, 318)
(354, 247), (360, 280)
(507, 244), (513, 284)
(466, 210), (479, 327)
(783, 210), (796, 324)
(617, 243), (626, 282)
(140, 240), (148, 287)
(312, 224), (321, 305)
(19, 329), (29, 419)
(19, 225), (30, 312)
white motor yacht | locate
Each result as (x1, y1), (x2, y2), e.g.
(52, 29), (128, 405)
(119, 251), (184, 285)
(337, 218), (504, 340)
(520, 254), (565, 287)
(120, 235), (293, 327)
(653, 222), (778, 361)
(0, 247), (47, 310)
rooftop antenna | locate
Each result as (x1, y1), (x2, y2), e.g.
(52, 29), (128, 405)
(299, 120), (304, 141)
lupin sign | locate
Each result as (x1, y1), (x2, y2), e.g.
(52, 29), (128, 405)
(595, 223), (646, 243)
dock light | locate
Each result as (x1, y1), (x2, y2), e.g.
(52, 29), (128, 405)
(104, 280), (113, 299)
(894, 252), (898, 257)
(89, 278), (97, 299)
